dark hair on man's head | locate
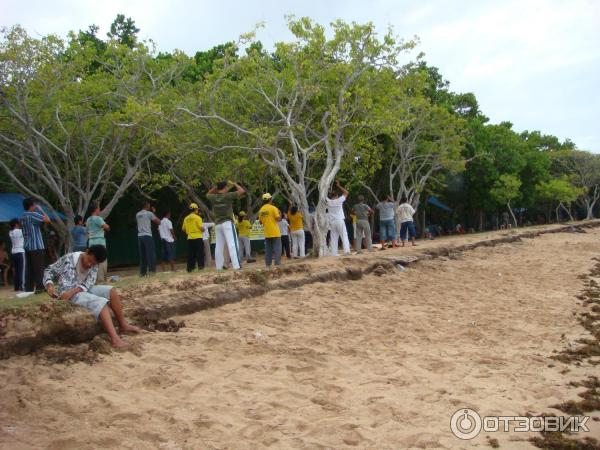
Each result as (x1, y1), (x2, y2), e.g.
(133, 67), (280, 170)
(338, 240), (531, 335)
(87, 245), (107, 263)
(22, 197), (35, 211)
(216, 181), (228, 190)
(74, 215), (83, 225)
(400, 196), (408, 204)
(357, 195), (365, 202)
(87, 202), (99, 216)
(9, 218), (19, 229)
(163, 210), (171, 218)
(142, 201), (151, 209)
(290, 206), (298, 214)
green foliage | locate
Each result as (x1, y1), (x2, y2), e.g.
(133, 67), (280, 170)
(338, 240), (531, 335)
(537, 178), (583, 205)
(490, 174), (521, 206)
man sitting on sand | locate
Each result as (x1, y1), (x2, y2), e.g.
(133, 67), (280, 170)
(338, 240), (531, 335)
(43, 245), (140, 348)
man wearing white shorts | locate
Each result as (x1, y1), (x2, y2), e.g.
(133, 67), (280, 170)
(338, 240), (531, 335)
(207, 181), (246, 270)
(43, 245), (140, 348)
(326, 180), (350, 256)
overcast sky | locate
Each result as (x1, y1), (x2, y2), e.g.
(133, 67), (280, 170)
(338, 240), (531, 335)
(2, 0), (599, 152)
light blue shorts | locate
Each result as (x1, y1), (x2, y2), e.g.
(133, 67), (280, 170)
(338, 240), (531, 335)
(71, 285), (113, 320)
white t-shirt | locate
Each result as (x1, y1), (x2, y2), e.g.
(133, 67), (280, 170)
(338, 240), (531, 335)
(158, 218), (174, 242)
(202, 222), (214, 240)
(326, 195), (346, 221)
(278, 219), (289, 236)
(9, 229), (25, 254)
(396, 203), (416, 223)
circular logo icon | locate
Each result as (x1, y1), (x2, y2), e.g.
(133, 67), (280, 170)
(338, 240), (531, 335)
(450, 408), (482, 440)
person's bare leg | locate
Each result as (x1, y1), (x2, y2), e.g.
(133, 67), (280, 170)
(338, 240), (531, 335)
(392, 239), (399, 248)
(98, 306), (128, 348)
(170, 260), (176, 271)
(108, 288), (141, 334)
(380, 241), (386, 250)
(411, 237), (417, 246)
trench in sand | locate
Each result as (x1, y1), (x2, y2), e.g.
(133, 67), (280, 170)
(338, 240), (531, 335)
(1, 222), (599, 361)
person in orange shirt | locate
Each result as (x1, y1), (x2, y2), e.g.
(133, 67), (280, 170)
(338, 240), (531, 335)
(288, 205), (305, 258)
(258, 193), (282, 267)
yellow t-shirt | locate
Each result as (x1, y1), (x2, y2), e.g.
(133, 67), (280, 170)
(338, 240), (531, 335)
(182, 213), (203, 239)
(237, 219), (252, 237)
(288, 212), (304, 232)
(259, 204), (281, 238)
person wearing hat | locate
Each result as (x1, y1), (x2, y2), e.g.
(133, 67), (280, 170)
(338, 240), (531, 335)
(182, 203), (205, 272)
(207, 180), (246, 270)
(258, 193), (282, 267)
(159, 210), (177, 272)
(236, 211), (255, 263)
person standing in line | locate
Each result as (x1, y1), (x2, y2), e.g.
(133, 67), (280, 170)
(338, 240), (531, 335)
(86, 203), (110, 282)
(207, 181), (246, 270)
(376, 195), (398, 250)
(159, 210), (177, 272)
(9, 219), (25, 291)
(71, 215), (88, 252)
(236, 211), (255, 263)
(182, 203), (205, 272)
(288, 206), (305, 258)
(352, 196), (374, 253)
(397, 197), (417, 247)
(326, 180), (350, 256)
(279, 213), (291, 259)
(136, 202), (160, 277)
(259, 193), (282, 267)
(20, 197), (51, 292)
(202, 221), (214, 267)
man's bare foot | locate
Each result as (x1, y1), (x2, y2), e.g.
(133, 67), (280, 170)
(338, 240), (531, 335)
(111, 338), (130, 349)
(119, 323), (141, 334)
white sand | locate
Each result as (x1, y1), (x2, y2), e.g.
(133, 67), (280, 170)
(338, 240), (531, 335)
(1, 230), (599, 449)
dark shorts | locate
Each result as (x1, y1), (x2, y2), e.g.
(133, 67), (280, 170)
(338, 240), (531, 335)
(162, 240), (175, 261)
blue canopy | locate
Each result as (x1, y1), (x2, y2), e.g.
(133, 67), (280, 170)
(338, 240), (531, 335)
(0, 193), (65, 222)
(427, 196), (453, 212)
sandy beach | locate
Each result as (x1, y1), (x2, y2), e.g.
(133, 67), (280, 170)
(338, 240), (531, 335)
(1, 228), (599, 449)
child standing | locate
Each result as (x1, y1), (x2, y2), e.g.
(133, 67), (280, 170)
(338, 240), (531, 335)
(8, 218), (25, 291)
(236, 211), (255, 263)
(278, 213), (291, 259)
(71, 215), (88, 252)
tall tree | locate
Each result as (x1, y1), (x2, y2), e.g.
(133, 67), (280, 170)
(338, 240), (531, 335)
(106, 14), (140, 48)
(179, 17), (418, 255)
(0, 26), (186, 247)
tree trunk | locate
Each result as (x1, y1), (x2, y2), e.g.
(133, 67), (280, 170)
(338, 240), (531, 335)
(507, 202), (518, 228)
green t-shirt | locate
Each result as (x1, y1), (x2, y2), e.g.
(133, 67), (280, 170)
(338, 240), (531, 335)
(207, 192), (239, 224)
(86, 215), (106, 247)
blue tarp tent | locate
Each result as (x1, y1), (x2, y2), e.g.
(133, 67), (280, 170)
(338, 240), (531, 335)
(427, 196), (453, 212)
(0, 193), (65, 222)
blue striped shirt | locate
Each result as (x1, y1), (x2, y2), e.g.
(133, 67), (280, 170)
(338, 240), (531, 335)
(20, 211), (45, 251)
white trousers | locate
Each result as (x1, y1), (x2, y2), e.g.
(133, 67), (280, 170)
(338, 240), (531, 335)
(240, 236), (251, 260)
(329, 219), (350, 256)
(290, 230), (305, 257)
(215, 221), (241, 270)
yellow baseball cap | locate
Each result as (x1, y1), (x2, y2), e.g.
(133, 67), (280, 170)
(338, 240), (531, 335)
(189, 203), (199, 209)
(239, 211), (247, 216)
(262, 193), (272, 200)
